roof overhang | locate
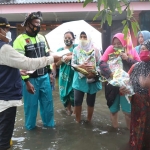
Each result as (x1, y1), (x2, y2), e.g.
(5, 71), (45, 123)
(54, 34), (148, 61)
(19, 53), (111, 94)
(0, 2), (148, 22)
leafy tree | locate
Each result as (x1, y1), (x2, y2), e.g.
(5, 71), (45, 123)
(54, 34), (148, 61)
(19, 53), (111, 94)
(79, 0), (141, 38)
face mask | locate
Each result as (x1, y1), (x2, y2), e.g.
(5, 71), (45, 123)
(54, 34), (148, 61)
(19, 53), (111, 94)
(64, 39), (73, 46)
(79, 39), (88, 46)
(113, 47), (125, 55)
(139, 51), (150, 62)
(113, 47), (124, 52)
(0, 29), (12, 42)
(6, 31), (12, 42)
(29, 23), (41, 36)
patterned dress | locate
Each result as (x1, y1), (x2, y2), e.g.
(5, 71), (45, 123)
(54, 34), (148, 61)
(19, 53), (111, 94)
(130, 61), (150, 150)
(57, 44), (77, 107)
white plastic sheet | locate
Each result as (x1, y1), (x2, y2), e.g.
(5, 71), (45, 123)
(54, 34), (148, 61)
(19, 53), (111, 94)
(45, 20), (102, 52)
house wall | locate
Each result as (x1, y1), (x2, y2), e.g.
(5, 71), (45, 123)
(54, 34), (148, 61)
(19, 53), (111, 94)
(5, 2), (150, 49)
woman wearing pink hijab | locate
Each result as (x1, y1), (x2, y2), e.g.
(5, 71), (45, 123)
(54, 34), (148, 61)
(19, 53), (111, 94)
(100, 33), (140, 129)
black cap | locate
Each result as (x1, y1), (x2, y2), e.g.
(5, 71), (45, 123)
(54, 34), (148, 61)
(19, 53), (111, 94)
(0, 17), (16, 28)
(21, 11), (43, 27)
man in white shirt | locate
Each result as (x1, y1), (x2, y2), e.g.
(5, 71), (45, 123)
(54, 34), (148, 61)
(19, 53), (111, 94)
(0, 17), (60, 150)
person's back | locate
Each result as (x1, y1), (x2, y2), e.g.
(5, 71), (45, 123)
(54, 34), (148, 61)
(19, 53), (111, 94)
(0, 40), (22, 105)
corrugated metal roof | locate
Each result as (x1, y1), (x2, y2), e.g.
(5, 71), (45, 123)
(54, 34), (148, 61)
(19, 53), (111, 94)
(0, 0), (97, 5)
(0, 0), (140, 5)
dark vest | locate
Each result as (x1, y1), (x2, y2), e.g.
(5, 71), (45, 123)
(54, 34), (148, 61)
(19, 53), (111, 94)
(0, 41), (22, 100)
(23, 34), (50, 78)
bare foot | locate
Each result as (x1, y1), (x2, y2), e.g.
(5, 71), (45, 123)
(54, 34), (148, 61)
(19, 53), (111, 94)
(65, 108), (72, 116)
(71, 113), (75, 116)
(74, 119), (81, 123)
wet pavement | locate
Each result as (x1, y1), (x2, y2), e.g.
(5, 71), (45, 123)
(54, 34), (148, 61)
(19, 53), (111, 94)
(10, 83), (130, 150)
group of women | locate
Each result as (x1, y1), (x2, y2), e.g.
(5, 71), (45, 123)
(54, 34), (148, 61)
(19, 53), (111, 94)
(53, 31), (102, 123)
(52, 30), (150, 150)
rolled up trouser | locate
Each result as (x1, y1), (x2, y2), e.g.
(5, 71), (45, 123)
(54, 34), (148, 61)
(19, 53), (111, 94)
(0, 107), (16, 150)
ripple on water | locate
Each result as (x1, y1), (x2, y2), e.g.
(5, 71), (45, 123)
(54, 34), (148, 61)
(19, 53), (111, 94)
(92, 128), (108, 134)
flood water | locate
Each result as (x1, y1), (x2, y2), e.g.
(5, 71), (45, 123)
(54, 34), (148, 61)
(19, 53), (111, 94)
(9, 82), (130, 150)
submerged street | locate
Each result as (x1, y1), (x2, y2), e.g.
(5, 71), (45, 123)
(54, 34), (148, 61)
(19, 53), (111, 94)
(10, 83), (130, 150)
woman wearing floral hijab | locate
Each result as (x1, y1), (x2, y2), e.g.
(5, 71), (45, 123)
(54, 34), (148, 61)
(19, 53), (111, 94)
(100, 33), (140, 129)
(121, 39), (150, 150)
(71, 31), (102, 123)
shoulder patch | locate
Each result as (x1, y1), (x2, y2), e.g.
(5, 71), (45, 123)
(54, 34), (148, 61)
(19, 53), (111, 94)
(25, 38), (32, 44)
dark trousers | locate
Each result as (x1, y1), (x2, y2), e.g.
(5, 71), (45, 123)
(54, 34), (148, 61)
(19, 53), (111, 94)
(0, 107), (16, 150)
(74, 89), (96, 107)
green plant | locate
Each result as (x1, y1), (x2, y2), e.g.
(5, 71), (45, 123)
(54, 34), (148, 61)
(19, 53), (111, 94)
(79, 0), (140, 38)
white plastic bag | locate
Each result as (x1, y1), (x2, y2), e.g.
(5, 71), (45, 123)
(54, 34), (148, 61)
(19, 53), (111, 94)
(108, 69), (134, 103)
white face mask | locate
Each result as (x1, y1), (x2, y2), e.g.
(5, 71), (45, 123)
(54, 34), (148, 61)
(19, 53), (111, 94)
(79, 39), (88, 46)
(6, 31), (12, 42)
(0, 28), (12, 43)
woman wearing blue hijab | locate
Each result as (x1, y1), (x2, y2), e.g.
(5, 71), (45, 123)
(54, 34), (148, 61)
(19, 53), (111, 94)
(135, 30), (150, 54)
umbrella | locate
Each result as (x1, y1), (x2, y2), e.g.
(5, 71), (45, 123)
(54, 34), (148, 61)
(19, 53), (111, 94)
(45, 20), (102, 52)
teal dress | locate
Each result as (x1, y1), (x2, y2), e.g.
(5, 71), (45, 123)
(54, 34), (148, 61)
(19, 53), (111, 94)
(71, 45), (102, 94)
(57, 44), (77, 107)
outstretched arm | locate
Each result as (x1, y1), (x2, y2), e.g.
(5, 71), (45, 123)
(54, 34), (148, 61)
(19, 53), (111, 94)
(0, 44), (61, 70)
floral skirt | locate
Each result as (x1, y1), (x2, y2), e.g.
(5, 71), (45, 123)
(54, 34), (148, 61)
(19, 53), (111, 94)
(130, 94), (150, 150)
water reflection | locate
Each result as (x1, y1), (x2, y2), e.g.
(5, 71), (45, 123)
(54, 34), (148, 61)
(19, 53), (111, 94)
(10, 85), (130, 150)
